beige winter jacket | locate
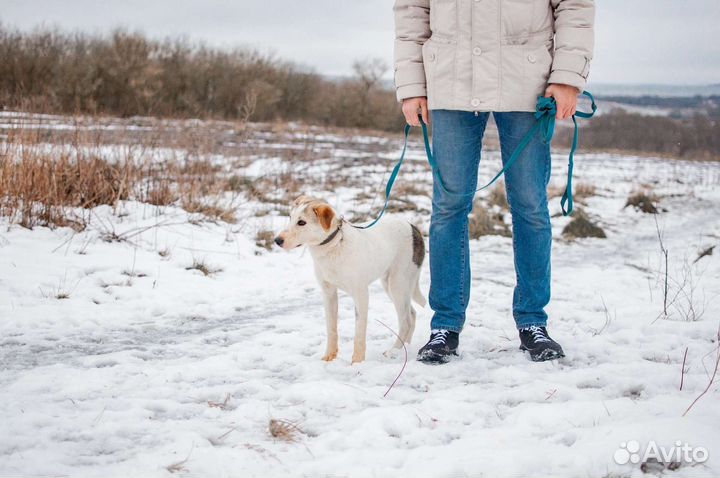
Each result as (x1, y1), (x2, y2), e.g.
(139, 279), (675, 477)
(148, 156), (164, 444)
(393, 0), (595, 112)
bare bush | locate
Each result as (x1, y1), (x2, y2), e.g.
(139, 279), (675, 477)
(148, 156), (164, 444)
(0, 25), (403, 131)
(652, 216), (707, 322)
(562, 209), (606, 239)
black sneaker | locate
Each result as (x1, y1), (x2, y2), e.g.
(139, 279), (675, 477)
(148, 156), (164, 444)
(519, 326), (565, 362)
(417, 329), (459, 364)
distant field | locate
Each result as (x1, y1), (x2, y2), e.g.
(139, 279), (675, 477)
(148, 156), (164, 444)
(1, 111), (719, 476)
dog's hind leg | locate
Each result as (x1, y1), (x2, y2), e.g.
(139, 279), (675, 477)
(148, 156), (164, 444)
(412, 279), (426, 307)
(351, 288), (369, 364)
(381, 273), (390, 294)
(386, 271), (415, 349)
(320, 281), (339, 362)
(406, 305), (417, 344)
(387, 299), (410, 350)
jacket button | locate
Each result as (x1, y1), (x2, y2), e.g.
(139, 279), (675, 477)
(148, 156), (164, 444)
(527, 53), (537, 63)
(473, 47), (482, 56)
(429, 52), (436, 62)
(471, 98), (481, 107)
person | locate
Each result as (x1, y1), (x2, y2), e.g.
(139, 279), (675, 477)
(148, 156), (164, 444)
(393, 0), (595, 363)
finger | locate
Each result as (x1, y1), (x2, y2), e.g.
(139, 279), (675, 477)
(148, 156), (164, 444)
(544, 88), (553, 98)
(405, 111), (419, 126)
(420, 101), (430, 125)
(402, 106), (415, 126)
(411, 111), (421, 126)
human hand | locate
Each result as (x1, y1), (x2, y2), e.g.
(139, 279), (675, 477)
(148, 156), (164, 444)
(401, 96), (430, 126)
(544, 84), (581, 120)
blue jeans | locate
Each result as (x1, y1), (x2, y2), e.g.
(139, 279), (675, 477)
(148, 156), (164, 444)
(428, 110), (552, 333)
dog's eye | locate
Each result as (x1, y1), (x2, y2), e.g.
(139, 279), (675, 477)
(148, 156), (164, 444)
(297, 220), (306, 226)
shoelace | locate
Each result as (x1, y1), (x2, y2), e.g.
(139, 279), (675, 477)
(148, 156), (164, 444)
(524, 326), (551, 343)
(428, 329), (450, 346)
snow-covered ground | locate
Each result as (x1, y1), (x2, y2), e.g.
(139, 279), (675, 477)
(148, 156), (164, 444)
(0, 117), (719, 477)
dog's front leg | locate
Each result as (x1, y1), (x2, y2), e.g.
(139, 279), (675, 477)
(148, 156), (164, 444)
(351, 288), (369, 364)
(320, 282), (339, 362)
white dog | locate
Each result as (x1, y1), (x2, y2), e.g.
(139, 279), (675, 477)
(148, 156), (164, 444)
(274, 195), (426, 363)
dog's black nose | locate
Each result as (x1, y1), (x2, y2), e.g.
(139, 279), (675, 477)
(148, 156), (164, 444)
(274, 237), (284, 246)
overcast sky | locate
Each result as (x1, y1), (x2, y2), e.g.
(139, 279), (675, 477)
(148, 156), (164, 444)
(1, 0), (718, 85)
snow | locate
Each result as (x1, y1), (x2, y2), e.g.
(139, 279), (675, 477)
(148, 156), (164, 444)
(0, 120), (719, 477)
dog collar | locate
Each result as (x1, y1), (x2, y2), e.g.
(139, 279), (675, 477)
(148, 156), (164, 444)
(317, 219), (343, 246)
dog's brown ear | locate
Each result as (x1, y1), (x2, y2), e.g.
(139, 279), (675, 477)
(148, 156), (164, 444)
(313, 204), (335, 230)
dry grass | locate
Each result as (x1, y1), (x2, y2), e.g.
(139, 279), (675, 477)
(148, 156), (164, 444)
(488, 183), (509, 210)
(548, 182), (597, 204)
(255, 229), (276, 251)
(468, 201), (510, 238)
(207, 393), (232, 410)
(181, 199), (237, 223)
(268, 418), (304, 442)
(394, 182), (431, 198)
(562, 209), (607, 239)
(185, 258), (223, 277)
(0, 128), (137, 230)
(0, 115), (242, 229)
(625, 190), (659, 213)
(574, 183), (598, 200)
(165, 446), (194, 474)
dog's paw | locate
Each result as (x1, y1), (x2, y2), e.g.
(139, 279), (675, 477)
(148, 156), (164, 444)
(321, 350), (338, 362)
(383, 348), (399, 358)
(351, 353), (365, 364)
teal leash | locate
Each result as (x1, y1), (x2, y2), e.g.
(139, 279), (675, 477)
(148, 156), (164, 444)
(354, 91), (596, 229)
(561, 92), (597, 215)
(352, 122), (414, 229)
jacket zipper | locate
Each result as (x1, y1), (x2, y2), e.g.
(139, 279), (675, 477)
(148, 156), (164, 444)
(470, 0), (475, 112)
(497, 0), (502, 110)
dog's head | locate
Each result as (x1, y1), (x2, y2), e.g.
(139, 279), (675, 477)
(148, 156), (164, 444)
(274, 195), (338, 250)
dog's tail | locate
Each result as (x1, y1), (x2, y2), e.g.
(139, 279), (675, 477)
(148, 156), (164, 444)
(412, 277), (426, 307)
(409, 224), (427, 307)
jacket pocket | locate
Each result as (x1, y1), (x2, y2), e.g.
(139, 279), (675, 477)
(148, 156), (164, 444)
(429, 0), (457, 38)
(524, 42), (553, 96)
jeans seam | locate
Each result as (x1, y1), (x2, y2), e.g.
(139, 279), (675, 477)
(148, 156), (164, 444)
(459, 215), (467, 329)
(506, 179), (523, 312)
(543, 142), (552, 187)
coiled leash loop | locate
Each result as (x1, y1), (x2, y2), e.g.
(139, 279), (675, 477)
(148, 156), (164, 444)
(355, 91), (596, 229)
